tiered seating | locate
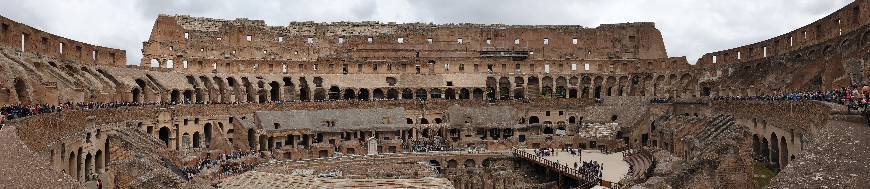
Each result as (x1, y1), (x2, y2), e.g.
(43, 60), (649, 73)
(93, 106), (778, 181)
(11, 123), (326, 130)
(622, 149), (654, 184)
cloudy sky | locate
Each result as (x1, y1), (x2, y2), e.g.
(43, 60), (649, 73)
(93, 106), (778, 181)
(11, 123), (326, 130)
(0, 0), (853, 65)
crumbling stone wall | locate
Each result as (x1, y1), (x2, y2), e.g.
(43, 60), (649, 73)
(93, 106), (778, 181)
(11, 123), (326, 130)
(0, 15), (126, 67)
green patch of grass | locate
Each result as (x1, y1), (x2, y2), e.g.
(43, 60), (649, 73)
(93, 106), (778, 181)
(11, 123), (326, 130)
(752, 163), (776, 188)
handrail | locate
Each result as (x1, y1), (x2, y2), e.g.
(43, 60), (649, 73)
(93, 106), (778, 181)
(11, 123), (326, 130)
(511, 148), (602, 185)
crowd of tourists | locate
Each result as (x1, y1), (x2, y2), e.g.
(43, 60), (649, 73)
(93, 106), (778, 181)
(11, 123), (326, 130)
(531, 147), (604, 183)
(574, 161), (604, 183)
(177, 150), (259, 180)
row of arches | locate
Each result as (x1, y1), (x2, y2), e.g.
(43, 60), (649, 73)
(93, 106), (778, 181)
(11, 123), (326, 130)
(751, 132), (792, 170)
(128, 73), (699, 104)
(60, 142), (108, 182)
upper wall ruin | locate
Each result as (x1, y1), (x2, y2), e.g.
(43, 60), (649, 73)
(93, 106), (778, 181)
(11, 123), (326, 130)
(696, 0), (868, 67)
(141, 15), (675, 71)
(0, 15), (127, 67)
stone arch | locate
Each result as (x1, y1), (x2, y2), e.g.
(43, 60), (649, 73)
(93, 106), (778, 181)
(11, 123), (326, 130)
(181, 133), (191, 149)
(421, 118), (429, 124)
(445, 88), (456, 99)
(373, 88), (385, 99)
(259, 134), (268, 151)
(752, 134), (760, 157)
(131, 87), (142, 103)
(269, 81), (281, 102)
(204, 123), (212, 147)
(402, 88), (413, 99)
(313, 88), (327, 101)
(464, 159), (476, 168)
(358, 88), (370, 100)
(84, 153), (92, 181)
(406, 118), (414, 124)
(472, 88), (484, 99)
(447, 159), (458, 168)
(498, 77), (511, 100)
(529, 116), (540, 124)
(770, 132), (780, 167)
(68, 152), (76, 178)
(13, 78), (31, 104)
(193, 132), (201, 148)
(328, 86), (341, 100)
(415, 88), (428, 100)
(343, 88), (355, 100)
(459, 88), (471, 99)
(430, 88), (443, 99)
(247, 129), (256, 149)
(387, 88), (399, 99)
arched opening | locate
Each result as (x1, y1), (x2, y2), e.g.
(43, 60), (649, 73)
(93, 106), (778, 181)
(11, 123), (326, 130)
(299, 86), (310, 101)
(131, 88), (142, 103)
(447, 160), (458, 168)
(328, 86), (341, 100)
(192, 132), (201, 148)
(406, 118), (414, 124)
(13, 79), (31, 105)
(313, 88), (327, 101)
(770, 132), (780, 167)
(372, 88), (384, 99)
(68, 152), (76, 178)
(445, 88), (456, 99)
(459, 88), (471, 99)
(529, 116), (540, 124)
(204, 123), (212, 147)
(82, 153), (92, 181)
(486, 87), (496, 100)
(387, 88), (399, 99)
(269, 81), (280, 102)
(429, 160), (442, 173)
(569, 116), (576, 124)
(343, 88), (355, 100)
(95, 150), (103, 174)
(357, 88), (370, 100)
(259, 135), (268, 151)
(464, 159), (476, 168)
(415, 89), (428, 100)
(181, 133), (191, 149)
(247, 129), (256, 149)
(752, 134), (760, 158)
(472, 88), (484, 99)
(158, 127), (170, 147)
(760, 138), (770, 163)
(402, 88), (413, 99)
(430, 88), (443, 99)
(183, 90), (193, 103)
(594, 86), (602, 99)
(421, 118), (429, 124)
(170, 90), (180, 104)
(555, 86), (566, 98)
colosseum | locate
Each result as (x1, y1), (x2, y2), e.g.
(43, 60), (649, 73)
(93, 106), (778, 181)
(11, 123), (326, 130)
(0, 1), (868, 189)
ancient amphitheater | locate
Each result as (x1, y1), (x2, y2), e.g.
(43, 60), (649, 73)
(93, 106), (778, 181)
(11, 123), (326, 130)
(1, 1), (869, 189)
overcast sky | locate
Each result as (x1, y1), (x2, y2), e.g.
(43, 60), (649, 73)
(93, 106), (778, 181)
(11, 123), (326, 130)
(0, 0), (853, 65)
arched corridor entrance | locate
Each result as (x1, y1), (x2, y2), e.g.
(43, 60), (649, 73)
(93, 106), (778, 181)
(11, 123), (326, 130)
(158, 127), (171, 147)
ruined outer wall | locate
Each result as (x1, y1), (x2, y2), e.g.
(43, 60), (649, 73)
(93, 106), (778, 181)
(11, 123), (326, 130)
(696, 0), (868, 66)
(141, 15), (672, 71)
(0, 15), (126, 67)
